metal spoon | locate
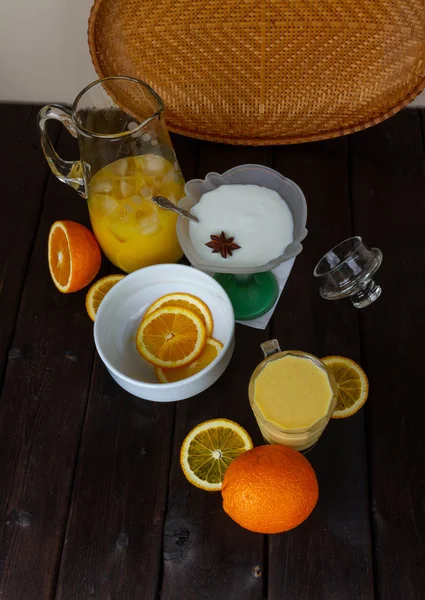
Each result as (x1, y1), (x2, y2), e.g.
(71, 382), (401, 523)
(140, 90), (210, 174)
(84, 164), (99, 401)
(151, 196), (199, 223)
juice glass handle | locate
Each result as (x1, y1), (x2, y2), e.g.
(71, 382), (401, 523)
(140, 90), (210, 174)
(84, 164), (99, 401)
(261, 339), (281, 358)
(37, 104), (86, 198)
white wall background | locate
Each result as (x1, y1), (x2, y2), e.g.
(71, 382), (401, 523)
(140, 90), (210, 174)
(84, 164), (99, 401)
(0, 0), (97, 104)
(1, 0), (425, 107)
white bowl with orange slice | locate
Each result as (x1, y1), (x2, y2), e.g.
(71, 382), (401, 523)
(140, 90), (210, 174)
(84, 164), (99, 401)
(94, 264), (235, 401)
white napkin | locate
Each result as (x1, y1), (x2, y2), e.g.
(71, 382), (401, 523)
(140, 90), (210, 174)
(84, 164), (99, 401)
(236, 258), (295, 329)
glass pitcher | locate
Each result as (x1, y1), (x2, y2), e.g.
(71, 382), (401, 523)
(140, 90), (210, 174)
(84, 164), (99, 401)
(38, 76), (184, 273)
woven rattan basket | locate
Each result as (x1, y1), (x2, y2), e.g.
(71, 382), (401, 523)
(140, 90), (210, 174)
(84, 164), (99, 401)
(88, 0), (425, 145)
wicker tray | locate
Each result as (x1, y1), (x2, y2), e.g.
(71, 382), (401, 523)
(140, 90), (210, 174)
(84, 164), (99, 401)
(88, 0), (425, 145)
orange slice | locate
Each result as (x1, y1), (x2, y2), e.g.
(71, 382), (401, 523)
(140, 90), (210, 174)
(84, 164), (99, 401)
(48, 220), (101, 293)
(145, 292), (214, 337)
(322, 356), (369, 419)
(85, 274), (125, 321)
(136, 306), (207, 368)
(180, 418), (253, 491)
(155, 337), (223, 383)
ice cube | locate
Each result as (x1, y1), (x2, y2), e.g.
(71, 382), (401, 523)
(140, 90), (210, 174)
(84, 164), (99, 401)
(111, 157), (136, 177)
(136, 204), (159, 235)
(111, 158), (128, 177)
(98, 196), (119, 215)
(91, 179), (113, 194)
(119, 179), (135, 197)
(162, 169), (179, 184)
(139, 186), (152, 199)
(107, 210), (135, 242)
(141, 154), (167, 176)
(160, 181), (184, 204)
(139, 215), (159, 235)
(128, 122), (143, 138)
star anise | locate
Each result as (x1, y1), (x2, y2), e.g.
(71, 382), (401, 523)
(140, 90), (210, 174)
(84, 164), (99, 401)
(205, 231), (241, 259)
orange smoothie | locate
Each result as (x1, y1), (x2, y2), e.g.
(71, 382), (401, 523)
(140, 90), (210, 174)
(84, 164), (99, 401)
(249, 351), (336, 451)
(87, 154), (184, 272)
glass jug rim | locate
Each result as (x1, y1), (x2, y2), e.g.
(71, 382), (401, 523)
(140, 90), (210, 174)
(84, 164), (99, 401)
(72, 75), (164, 139)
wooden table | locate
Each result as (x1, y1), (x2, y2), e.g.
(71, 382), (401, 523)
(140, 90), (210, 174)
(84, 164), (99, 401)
(1, 104), (424, 600)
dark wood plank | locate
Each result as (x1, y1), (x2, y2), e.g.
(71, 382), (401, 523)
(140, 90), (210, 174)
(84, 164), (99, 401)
(161, 145), (273, 600)
(0, 105), (59, 388)
(0, 129), (100, 599)
(351, 109), (425, 600)
(55, 357), (176, 600)
(55, 134), (200, 599)
(268, 138), (375, 600)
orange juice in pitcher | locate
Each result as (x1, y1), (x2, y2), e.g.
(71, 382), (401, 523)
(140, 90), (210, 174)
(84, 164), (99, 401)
(88, 154), (184, 272)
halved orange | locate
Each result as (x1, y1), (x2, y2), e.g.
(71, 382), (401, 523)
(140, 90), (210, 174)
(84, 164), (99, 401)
(322, 355), (369, 418)
(85, 274), (125, 321)
(155, 337), (223, 383)
(145, 292), (214, 337)
(48, 220), (101, 293)
(136, 306), (207, 368)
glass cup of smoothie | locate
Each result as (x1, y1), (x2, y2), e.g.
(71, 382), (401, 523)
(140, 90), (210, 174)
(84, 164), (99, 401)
(248, 340), (337, 452)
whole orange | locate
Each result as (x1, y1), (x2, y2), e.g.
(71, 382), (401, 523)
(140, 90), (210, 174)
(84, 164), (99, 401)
(221, 445), (318, 534)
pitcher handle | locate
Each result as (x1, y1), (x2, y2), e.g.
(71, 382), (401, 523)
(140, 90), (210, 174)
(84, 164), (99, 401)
(37, 105), (86, 198)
